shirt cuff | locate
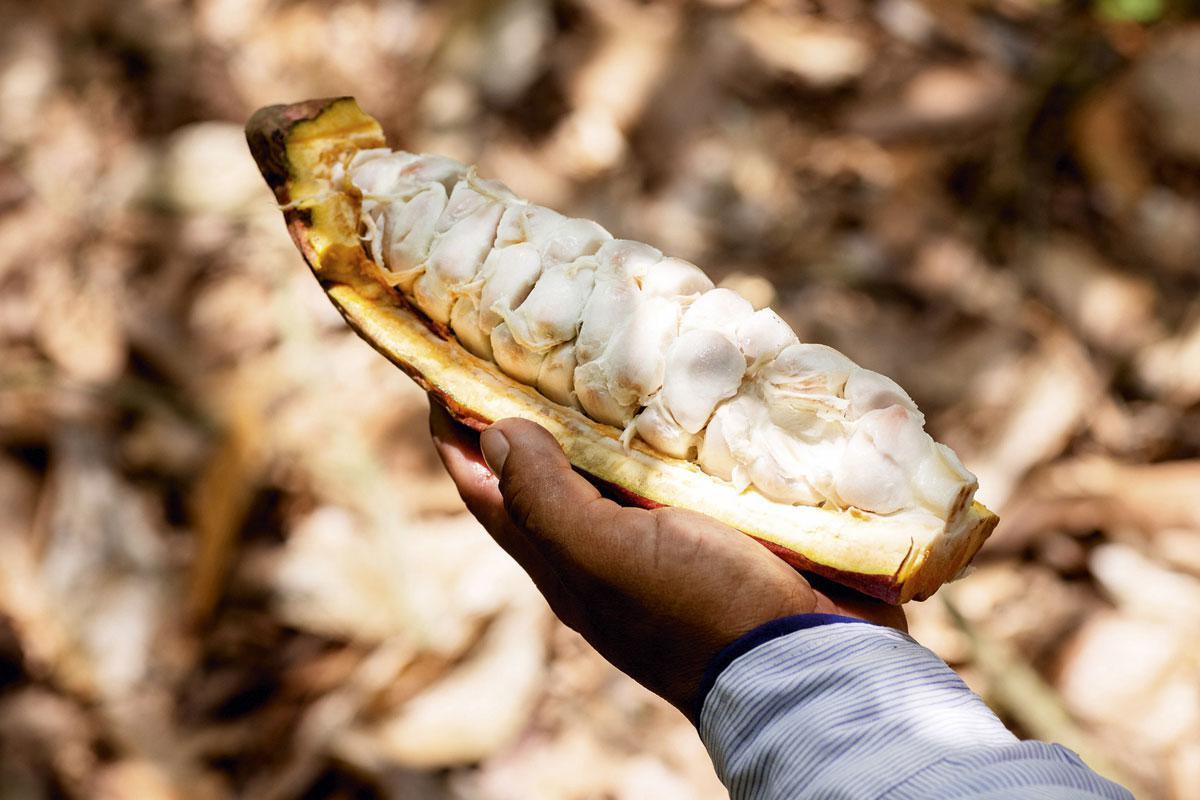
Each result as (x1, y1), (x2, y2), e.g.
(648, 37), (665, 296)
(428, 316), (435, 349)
(693, 613), (868, 720)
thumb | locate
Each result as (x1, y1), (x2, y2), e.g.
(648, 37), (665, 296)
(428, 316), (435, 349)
(481, 418), (604, 537)
(481, 418), (648, 577)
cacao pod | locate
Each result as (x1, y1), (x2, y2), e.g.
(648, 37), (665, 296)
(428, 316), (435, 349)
(245, 97), (997, 604)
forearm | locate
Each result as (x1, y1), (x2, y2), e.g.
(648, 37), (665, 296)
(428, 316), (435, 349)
(698, 616), (1132, 800)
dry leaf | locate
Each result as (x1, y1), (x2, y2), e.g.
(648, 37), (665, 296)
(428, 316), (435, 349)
(336, 600), (547, 769)
(735, 9), (869, 89)
(968, 327), (1100, 510)
(1058, 611), (1199, 753)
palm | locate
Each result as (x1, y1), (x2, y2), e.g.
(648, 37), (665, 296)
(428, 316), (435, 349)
(428, 402), (904, 720)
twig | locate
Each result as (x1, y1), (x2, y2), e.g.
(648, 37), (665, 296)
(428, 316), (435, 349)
(939, 588), (1153, 798)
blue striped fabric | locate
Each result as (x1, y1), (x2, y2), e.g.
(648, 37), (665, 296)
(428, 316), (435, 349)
(699, 621), (1133, 799)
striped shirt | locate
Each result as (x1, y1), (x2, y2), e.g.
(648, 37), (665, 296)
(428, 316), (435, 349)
(698, 615), (1133, 799)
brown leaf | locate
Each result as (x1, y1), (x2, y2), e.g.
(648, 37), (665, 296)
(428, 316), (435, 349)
(188, 392), (263, 627)
(968, 325), (1102, 510)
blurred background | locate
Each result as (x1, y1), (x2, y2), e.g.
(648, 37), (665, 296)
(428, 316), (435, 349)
(0, 0), (1198, 797)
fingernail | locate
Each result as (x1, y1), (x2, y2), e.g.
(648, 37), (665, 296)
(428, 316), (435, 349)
(480, 428), (510, 476)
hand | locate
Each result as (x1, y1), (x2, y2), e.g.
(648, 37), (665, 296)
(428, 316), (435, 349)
(428, 401), (906, 722)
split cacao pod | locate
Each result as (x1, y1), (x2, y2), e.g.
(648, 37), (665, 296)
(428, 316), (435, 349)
(245, 97), (997, 604)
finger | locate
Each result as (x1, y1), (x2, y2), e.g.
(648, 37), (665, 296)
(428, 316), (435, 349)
(428, 403), (505, 525)
(428, 404), (589, 629)
(482, 417), (656, 580)
(427, 401), (487, 468)
(429, 402), (504, 522)
(428, 403), (547, 560)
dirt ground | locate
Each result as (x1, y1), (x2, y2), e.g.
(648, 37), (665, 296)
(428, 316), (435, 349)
(1, 1), (1198, 798)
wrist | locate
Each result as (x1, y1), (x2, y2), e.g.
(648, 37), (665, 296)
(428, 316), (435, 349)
(692, 613), (871, 721)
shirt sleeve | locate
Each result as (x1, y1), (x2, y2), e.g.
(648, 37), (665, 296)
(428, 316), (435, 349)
(697, 615), (1134, 800)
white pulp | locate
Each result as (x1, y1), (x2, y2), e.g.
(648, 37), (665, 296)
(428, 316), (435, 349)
(348, 149), (978, 522)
